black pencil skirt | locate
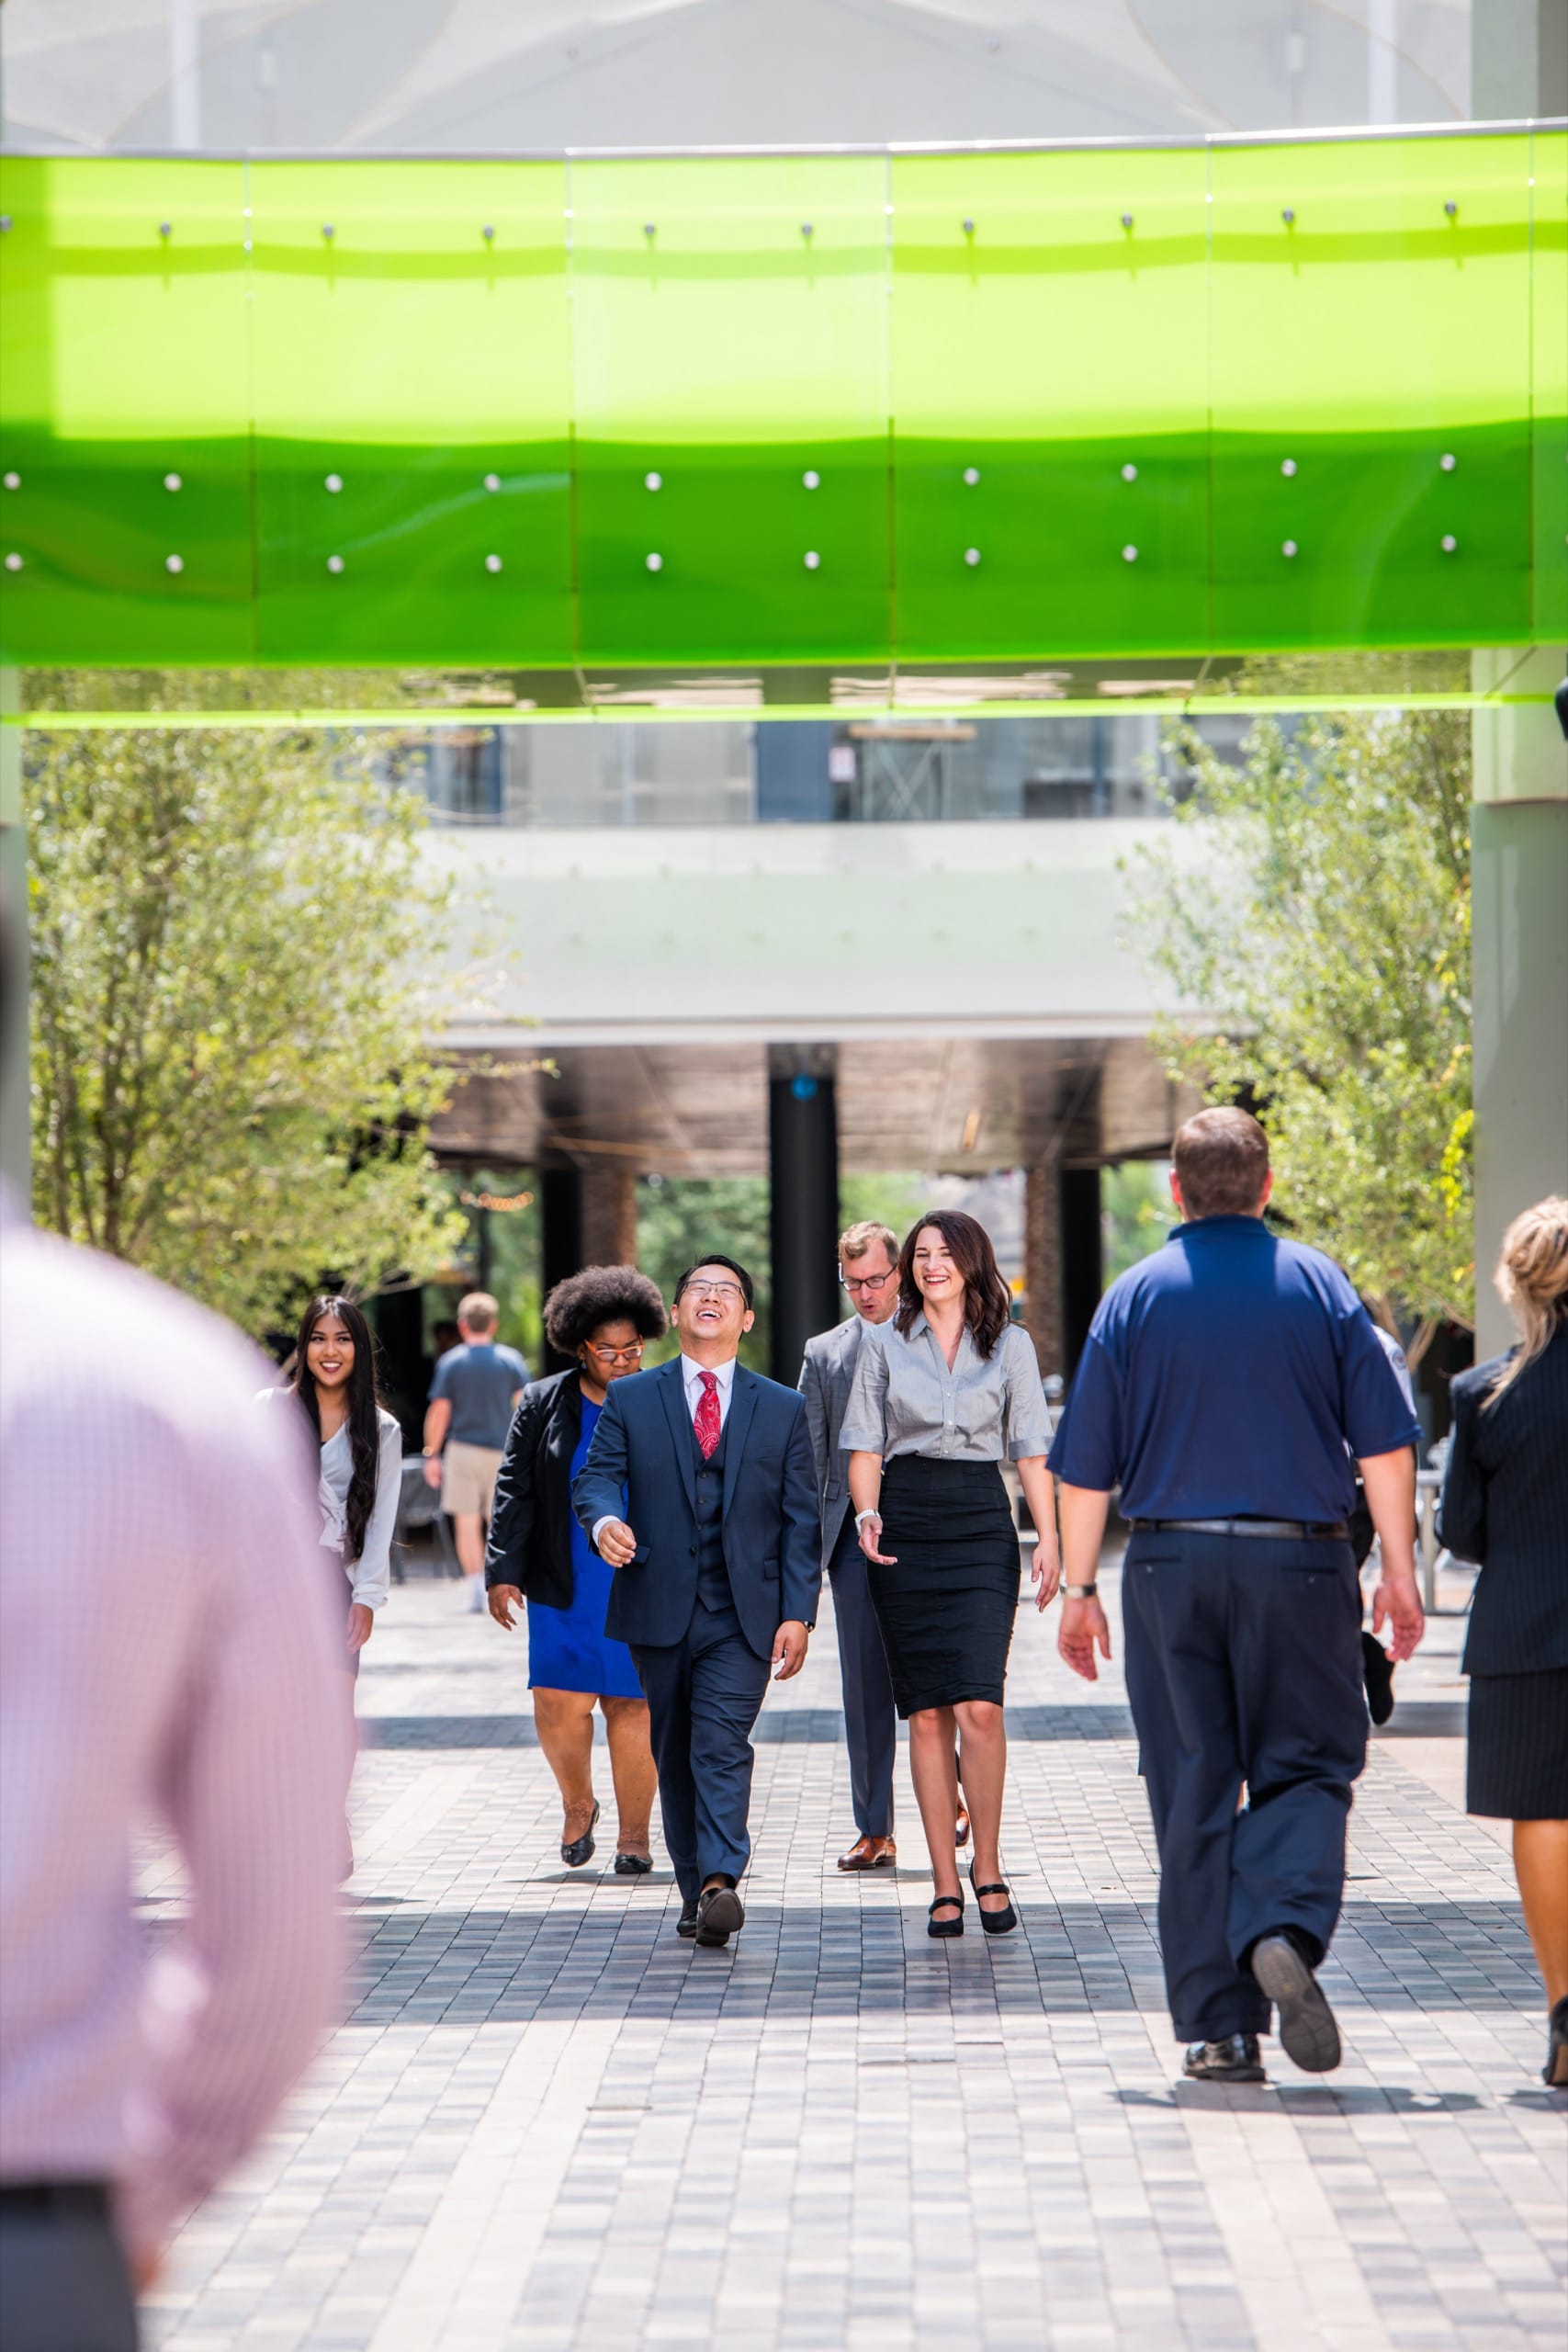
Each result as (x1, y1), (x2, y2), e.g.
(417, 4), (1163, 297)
(1466, 1667), (1568, 1818)
(866, 1454), (1020, 1717)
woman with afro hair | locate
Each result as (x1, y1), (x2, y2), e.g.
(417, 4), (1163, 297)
(487, 1264), (669, 1874)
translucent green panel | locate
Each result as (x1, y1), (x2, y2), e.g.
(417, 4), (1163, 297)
(0, 137), (1553, 686)
(1530, 130), (1568, 643)
(1211, 134), (1533, 649)
(0, 157), (254, 661)
(570, 157), (890, 664)
(248, 161), (574, 665)
(891, 148), (1210, 659)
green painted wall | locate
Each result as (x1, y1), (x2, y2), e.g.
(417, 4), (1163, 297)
(1, 131), (1563, 674)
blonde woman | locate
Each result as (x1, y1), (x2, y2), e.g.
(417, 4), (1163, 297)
(1439, 1198), (1568, 2087)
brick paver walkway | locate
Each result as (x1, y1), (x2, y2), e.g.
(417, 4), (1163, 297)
(146, 1555), (1565, 2352)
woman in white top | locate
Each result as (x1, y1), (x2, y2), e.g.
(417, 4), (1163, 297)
(266, 1294), (402, 1673)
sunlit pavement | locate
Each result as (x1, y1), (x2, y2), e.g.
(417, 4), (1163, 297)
(145, 1553), (1565, 2351)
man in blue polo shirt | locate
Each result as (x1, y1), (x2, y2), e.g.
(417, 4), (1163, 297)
(1048, 1107), (1424, 2084)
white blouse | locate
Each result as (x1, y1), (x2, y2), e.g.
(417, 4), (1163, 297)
(258, 1393), (403, 1611)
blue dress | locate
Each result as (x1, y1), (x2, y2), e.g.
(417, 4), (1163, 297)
(525, 1396), (645, 1699)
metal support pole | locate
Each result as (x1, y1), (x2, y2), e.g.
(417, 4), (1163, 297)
(768, 1048), (840, 1387)
(540, 1166), (585, 1372)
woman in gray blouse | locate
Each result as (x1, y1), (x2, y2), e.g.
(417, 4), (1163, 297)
(842, 1210), (1060, 1938)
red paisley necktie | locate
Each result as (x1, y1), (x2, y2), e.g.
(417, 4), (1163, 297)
(694, 1370), (721, 1460)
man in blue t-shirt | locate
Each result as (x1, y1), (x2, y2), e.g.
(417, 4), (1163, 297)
(1048, 1108), (1424, 2086)
(423, 1293), (529, 1611)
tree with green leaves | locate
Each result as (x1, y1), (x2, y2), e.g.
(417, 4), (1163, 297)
(1124, 710), (1472, 1365)
(27, 722), (468, 1338)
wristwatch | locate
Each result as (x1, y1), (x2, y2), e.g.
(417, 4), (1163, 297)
(1064, 1581), (1099, 1600)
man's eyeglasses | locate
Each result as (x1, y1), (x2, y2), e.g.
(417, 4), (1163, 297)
(840, 1266), (897, 1295)
(683, 1280), (746, 1303)
(582, 1340), (645, 1363)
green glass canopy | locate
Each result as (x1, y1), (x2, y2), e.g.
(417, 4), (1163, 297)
(1, 128), (1562, 719)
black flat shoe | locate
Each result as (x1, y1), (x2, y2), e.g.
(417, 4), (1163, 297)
(694, 1883), (744, 1947)
(614, 1850), (654, 1877)
(1361, 1631), (1396, 1727)
(676, 1898), (699, 1939)
(1251, 1932), (1342, 2073)
(928, 1893), (964, 1939)
(560, 1799), (600, 1869)
(1546, 1996), (1568, 2088)
(1183, 2033), (1266, 2083)
(968, 1863), (1018, 1935)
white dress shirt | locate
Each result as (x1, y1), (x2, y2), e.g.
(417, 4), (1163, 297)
(681, 1351), (738, 1430)
(0, 1199), (344, 2256)
(592, 1353), (740, 1545)
(258, 1394), (402, 1611)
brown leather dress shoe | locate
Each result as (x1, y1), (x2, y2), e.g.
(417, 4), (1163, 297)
(837, 1834), (897, 1871)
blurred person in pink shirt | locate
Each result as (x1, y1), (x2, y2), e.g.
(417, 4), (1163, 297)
(0, 1162), (346, 2335)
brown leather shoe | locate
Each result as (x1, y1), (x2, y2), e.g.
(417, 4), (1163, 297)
(954, 1805), (970, 1849)
(837, 1834), (897, 1871)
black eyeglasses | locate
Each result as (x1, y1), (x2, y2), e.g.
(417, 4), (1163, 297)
(840, 1266), (896, 1294)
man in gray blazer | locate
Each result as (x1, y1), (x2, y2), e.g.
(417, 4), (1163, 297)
(799, 1220), (967, 1870)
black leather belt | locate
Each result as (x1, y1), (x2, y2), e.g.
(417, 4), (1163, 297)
(0, 2180), (112, 2219)
(1130, 1517), (1349, 1541)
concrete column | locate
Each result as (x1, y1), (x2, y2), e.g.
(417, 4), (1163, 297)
(581, 1161), (639, 1267)
(1470, 0), (1566, 119)
(1471, 647), (1568, 1356)
(539, 1166), (585, 1371)
(1060, 1167), (1104, 1380)
(0, 667), (27, 1204)
(1023, 1157), (1064, 1376)
(768, 1047), (840, 1386)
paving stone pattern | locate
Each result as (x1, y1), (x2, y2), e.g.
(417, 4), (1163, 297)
(146, 1557), (1565, 2352)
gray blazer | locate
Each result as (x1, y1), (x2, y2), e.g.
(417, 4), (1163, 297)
(797, 1315), (866, 1573)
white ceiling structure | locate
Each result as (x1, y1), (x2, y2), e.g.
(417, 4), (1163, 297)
(3, 0), (1472, 153)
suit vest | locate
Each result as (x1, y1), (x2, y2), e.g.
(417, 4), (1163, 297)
(689, 1412), (732, 1613)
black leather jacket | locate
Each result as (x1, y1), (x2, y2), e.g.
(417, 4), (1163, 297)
(484, 1369), (583, 1609)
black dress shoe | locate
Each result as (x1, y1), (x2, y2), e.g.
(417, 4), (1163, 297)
(560, 1799), (600, 1869)
(1361, 1631), (1396, 1726)
(1251, 1932), (1342, 2073)
(1546, 1995), (1568, 2088)
(676, 1898), (700, 1939)
(694, 1883), (744, 1947)
(1183, 2033), (1266, 2083)
(614, 1850), (654, 1877)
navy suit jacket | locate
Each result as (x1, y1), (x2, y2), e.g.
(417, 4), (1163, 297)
(570, 1356), (822, 1660)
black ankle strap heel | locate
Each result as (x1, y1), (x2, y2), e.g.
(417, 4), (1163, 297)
(968, 1862), (1018, 1935)
(927, 1893), (964, 1939)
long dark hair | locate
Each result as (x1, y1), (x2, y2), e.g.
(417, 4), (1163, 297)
(895, 1209), (1013, 1359)
(289, 1295), (383, 1565)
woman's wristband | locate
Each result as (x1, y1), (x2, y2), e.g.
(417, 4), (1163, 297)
(1064, 1581), (1099, 1600)
(853, 1507), (879, 1529)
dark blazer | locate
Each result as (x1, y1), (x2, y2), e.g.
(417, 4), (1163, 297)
(570, 1356), (822, 1660)
(797, 1314), (864, 1573)
(484, 1370), (583, 1611)
(1438, 1319), (1568, 1677)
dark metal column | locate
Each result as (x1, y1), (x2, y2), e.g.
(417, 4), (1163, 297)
(1059, 1166), (1103, 1382)
(539, 1166), (585, 1372)
(768, 1049), (840, 1387)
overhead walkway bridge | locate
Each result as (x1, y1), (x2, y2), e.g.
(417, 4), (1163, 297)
(1, 127), (1562, 1379)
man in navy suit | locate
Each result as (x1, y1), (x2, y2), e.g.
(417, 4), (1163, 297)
(572, 1256), (820, 1948)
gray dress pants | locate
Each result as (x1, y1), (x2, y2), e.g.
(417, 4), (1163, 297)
(0, 2192), (138, 2352)
(828, 1510), (898, 1838)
